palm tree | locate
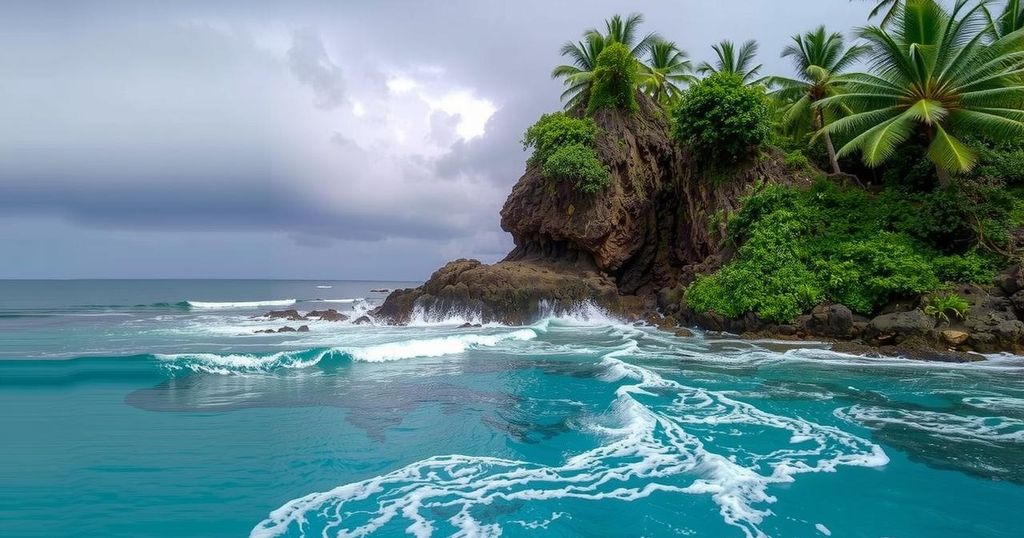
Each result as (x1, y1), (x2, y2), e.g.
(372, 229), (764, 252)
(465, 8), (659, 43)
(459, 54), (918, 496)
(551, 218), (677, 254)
(770, 27), (869, 173)
(820, 0), (1024, 185)
(991, 0), (1024, 37)
(639, 39), (694, 105)
(551, 33), (608, 109)
(552, 13), (657, 109)
(697, 40), (765, 85)
(858, 0), (903, 27)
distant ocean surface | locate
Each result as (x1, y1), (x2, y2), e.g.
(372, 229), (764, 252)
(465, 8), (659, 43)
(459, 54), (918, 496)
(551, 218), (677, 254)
(2, 279), (1023, 537)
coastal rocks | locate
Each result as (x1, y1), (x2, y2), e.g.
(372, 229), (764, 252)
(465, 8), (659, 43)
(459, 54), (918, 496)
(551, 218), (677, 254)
(373, 259), (623, 325)
(255, 325), (309, 334)
(307, 309), (348, 322)
(866, 310), (936, 344)
(265, 309), (305, 321)
(993, 265), (1024, 296)
(806, 304), (854, 338)
(500, 94), (813, 298)
(353, 316), (373, 325)
(941, 330), (969, 346)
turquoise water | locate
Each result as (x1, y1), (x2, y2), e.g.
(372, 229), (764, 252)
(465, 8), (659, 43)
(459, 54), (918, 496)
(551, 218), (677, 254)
(2, 281), (1023, 537)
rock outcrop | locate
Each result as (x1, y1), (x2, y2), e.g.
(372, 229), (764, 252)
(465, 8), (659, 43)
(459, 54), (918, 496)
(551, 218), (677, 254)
(374, 95), (811, 324)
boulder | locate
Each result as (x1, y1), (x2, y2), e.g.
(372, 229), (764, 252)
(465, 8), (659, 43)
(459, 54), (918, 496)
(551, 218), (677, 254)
(867, 310), (935, 344)
(265, 309), (305, 321)
(297, 325), (310, 332)
(277, 326), (297, 333)
(993, 265), (1024, 296)
(353, 316), (373, 325)
(805, 304), (854, 338)
(940, 330), (969, 346)
(674, 328), (694, 337)
(307, 309), (349, 322)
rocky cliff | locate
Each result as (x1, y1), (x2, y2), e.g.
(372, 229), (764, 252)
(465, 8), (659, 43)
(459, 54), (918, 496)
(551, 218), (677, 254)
(374, 95), (813, 324)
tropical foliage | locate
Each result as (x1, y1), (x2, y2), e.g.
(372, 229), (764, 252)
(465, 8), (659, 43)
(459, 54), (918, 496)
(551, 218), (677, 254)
(639, 39), (694, 105)
(671, 73), (772, 163)
(697, 40), (765, 85)
(820, 0), (1024, 184)
(522, 113), (609, 194)
(587, 43), (639, 114)
(769, 26), (868, 173)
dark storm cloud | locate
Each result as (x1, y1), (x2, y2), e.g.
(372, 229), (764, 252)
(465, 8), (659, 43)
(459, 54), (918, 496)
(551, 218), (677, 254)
(0, 0), (877, 277)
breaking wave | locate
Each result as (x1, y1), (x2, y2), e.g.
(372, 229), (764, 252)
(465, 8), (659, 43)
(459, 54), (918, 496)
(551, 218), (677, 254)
(251, 327), (888, 538)
(156, 328), (539, 374)
(186, 299), (297, 310)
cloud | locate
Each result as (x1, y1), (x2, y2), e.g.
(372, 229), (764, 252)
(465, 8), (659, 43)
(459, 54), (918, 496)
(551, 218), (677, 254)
(287, 28), (346, 109)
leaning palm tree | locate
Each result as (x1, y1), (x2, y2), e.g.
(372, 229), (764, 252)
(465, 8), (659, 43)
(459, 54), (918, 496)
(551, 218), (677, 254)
(821, 0), (1024, 185)
(697, 40), (765, 85)
(639, 39), (694, 105)
(552, 13), (657, 109)
(769, 27), (869, 173)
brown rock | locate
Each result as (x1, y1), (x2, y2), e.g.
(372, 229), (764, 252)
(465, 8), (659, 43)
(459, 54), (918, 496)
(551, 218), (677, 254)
(353, 316), (372, 325)
(307, 309), (349, 322)
(264, 309), (305, 321)
(940, 330), (969, 346)
(674, 328), (694, 337)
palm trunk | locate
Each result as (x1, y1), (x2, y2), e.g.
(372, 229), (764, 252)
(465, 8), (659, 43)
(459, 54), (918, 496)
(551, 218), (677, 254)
(816, 110), (841, 175)
(936, 165), (952, 187)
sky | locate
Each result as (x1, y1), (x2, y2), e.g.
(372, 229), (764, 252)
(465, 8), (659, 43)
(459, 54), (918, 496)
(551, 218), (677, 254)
(0, 0), (877, 280)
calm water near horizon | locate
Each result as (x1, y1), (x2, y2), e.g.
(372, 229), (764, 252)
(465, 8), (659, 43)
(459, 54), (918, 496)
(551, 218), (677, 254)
(1, 279), (1023, 537)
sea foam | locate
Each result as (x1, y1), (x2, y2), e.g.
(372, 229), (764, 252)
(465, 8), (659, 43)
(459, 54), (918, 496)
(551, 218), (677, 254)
(251, 327), (888, 538)
(186, 299), (297, 310)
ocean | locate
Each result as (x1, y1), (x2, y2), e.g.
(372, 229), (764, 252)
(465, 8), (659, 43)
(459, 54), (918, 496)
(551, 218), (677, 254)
(1, 279), (1023, 537)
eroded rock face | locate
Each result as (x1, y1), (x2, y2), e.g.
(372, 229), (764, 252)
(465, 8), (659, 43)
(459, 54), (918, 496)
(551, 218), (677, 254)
(374, 259), (623, 325)
(500, 96), (812, 297)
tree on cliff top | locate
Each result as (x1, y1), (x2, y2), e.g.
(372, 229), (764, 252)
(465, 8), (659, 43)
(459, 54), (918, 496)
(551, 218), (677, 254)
(552, 13), (656, 109)
(697, 40), (766, 85)
(587, 43), (640, 114)
(820, 0), (1024, 185)
(639, 38), (694, 106)
(671, 72), (772, 163)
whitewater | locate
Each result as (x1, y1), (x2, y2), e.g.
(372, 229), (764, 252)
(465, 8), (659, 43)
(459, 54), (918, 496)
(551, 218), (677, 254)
(1, 280), (1023, 537)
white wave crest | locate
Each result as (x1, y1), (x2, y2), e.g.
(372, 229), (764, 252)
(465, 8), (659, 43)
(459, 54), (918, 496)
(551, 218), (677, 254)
(252, 327), (887, 538)
(346, 329), (537, 363)
(836, 405), (1024, 444)
(156, 348), (338, 375)
(317, 298), (362, 304)
(187, 299), (297, 310)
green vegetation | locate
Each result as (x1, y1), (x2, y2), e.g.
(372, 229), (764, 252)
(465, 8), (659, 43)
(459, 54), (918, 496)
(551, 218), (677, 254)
(522, 113), (609, 194)
(696, 40), (765, 85)
(820, 0), (1024, 184)
(587, 43), (639, 114)
(769, 27), (868, 174)
(538, 3), (1024, 323)
(671, 73), (772, 163)
(924, 293), (971, 324)
(686, 180), (1014, 322)
(639, 39), (693, 105)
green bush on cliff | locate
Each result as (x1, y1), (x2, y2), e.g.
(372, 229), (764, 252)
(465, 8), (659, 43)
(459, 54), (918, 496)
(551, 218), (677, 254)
(686, 180), (1012, 322)
(523, 112), (610, 194)
(671, 72), (771, 163)
(543, 144), (610, 194)
(587, 42), (639, 115)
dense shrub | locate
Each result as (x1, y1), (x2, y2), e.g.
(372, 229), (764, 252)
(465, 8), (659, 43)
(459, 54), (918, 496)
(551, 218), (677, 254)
(587, 43), (639, 115)
(542, 144), (610, 194)
(671, 72), (772, 163)
(522, 112), (599, 165)
(522, 112), (609, 194)
(686, 180), (1012, 322)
